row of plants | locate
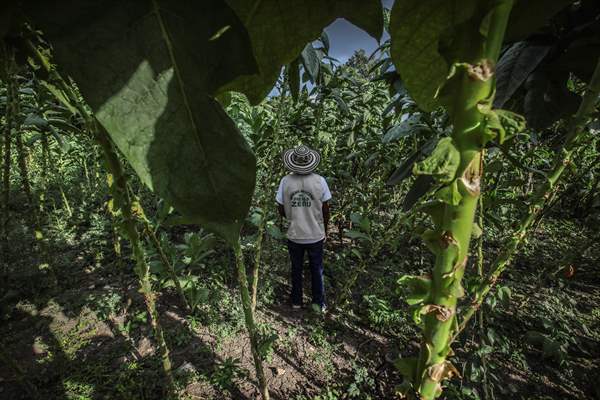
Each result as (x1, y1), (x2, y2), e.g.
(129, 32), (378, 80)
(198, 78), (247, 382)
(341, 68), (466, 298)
(2, 0), (600, 399)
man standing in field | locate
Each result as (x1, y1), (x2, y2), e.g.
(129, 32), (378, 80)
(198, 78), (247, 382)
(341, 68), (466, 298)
(276, 145), (331, 311)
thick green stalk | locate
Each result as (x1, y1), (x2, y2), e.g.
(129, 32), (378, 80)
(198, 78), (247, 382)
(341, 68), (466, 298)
(457, 56), (600, 336)
(233, 240), (270, 400)
(8, 68), (48, 265)
(250, 157), (278, 312)
(250, 164), (273, 313)
(109, 194), (124, 269)
(59, 184), (73, 217)
(413, 2), (513, 398)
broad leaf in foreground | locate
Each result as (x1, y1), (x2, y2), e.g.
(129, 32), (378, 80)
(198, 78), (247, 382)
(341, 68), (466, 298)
(504, 0), (575, 42)
(389, 1), (479, 111)
(27, 0), (259, 242)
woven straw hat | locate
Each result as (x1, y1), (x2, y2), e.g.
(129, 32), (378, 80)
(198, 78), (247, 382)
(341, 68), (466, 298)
(282, 145), (321, 174)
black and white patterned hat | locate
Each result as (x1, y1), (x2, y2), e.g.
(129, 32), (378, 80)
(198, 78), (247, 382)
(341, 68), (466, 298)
(282, 145), (321, 174)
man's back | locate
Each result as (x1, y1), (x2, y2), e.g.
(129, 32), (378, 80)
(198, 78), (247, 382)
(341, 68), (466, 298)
(276, 145), (330, 310)
(276, 173), (331, 243)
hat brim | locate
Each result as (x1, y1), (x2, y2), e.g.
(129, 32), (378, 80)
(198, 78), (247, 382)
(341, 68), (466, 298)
(283, 148), (321, 174)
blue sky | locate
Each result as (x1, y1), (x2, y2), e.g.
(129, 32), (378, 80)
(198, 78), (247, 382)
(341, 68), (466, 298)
(324, 0), (394, 63)
(268, 0), (394, 96)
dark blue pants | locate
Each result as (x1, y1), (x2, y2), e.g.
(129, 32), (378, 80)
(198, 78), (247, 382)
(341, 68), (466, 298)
(287, 239), (325, 307)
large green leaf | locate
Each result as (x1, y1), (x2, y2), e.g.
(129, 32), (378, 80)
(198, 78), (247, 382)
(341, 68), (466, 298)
(27, 0), (259, 242)
(494, 41), (552, 108)
(221, 0), (383, 104)
(389, 0), (478, 111)
(301, 43), (321, 84)
(413, 137), (460, 184)
(505, 0), (575, 42)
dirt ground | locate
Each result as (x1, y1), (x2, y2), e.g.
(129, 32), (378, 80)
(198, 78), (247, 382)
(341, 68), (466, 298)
(1, 215), (599, 400)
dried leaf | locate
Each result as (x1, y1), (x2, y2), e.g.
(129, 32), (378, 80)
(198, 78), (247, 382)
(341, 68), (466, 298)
(427, 360), (461, 382)
(421, 304), (454, 322)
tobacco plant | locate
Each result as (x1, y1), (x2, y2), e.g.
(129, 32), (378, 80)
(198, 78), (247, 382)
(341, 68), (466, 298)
(3, 0), (600, 398)
(390, 1), (515, 398)
(459, 57), (600, 335)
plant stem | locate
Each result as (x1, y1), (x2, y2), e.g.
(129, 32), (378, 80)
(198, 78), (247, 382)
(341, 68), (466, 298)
(476, 192), (490, 400)
(233, 240), (270, 400)
(59, 184), (73, 217)
(95, 127), (177, 398)
(456, 56), (600, 336)
(144, 223), (191, 311)
(27, 39), (178, 396)
(413, 2), (514, 398)
(250, 207), (266, 313)
(15, 124), (33, 207)
(9, 72), (48, 264)
(39, 132), (49, 213)
(250, 88), (287, 312)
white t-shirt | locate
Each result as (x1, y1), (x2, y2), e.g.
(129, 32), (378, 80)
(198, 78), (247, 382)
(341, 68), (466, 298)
(276, 173), (332, 244)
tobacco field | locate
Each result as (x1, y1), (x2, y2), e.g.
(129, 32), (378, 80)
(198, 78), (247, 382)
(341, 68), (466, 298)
(1, 1), (600, 399)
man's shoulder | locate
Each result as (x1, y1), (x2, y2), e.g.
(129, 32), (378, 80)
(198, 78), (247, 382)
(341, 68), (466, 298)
(279, 174), (294, 188)
(314, 174), (329, 185)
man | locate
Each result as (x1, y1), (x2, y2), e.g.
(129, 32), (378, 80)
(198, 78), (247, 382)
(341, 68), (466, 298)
(276, 145), (331, 311)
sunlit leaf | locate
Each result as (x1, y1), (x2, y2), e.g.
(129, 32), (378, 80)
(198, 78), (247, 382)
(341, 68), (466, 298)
(28, 0), (258, 243)
(413, 137), (460, 184)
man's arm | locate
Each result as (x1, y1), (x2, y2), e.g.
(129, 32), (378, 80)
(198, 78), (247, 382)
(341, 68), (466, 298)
(276, 176), (286, 218)
(322, 201), (330, 237)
